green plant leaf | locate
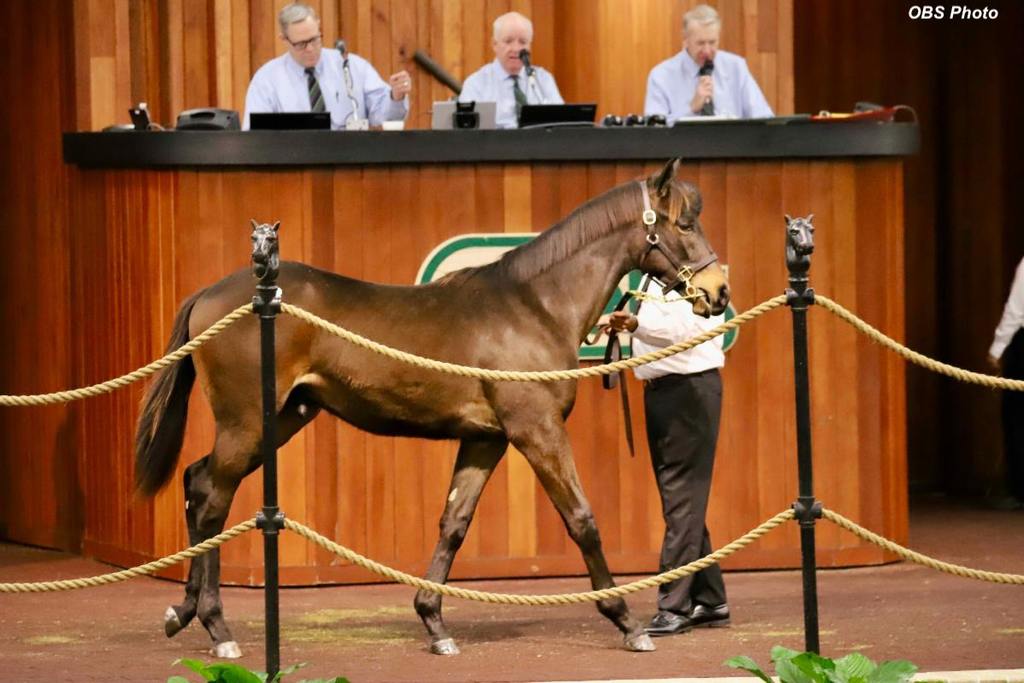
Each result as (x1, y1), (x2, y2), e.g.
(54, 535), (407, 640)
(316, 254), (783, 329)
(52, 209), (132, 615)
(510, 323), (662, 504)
(173, 659), (217, 681)
(834, 652), (876, 682)
(724, 656), (774, 683)
(870, 660), (919, 683)
(204, 662), (265, 683)
(776, 656), (823, 683)
(167, 677), (192, 683)
(771, 645), (802, 663)
(269, 662), (306, 682)
(791, 652), (835, 681)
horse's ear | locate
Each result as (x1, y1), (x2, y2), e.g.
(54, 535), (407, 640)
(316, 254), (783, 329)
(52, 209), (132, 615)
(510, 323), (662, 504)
(806, 213), (815, 223)
(250, 218), (259, 230)
(784, 214), (792, 224)
(271, 221), (280, 233)
(652, 158), (681, 197)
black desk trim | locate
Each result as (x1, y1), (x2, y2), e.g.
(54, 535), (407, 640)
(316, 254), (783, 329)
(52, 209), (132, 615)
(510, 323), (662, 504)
(63, 122), (919, 168)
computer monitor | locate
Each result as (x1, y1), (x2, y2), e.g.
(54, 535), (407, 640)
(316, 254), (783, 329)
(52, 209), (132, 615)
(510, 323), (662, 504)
(431, 101), (497, 130)
(518, 103), (596, 129)
(249, 112), (331, 130)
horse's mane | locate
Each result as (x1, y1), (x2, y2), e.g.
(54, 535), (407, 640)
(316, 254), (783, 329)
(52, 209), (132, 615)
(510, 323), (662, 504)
(435, 182), (642, 287)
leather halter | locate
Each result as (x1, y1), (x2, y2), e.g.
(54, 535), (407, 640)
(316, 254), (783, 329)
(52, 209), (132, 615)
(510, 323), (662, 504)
(637, 181), (718, 301)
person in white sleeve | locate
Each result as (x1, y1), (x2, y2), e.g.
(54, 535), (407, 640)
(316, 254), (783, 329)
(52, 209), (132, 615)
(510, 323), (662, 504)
(988, 256), (1024, 508)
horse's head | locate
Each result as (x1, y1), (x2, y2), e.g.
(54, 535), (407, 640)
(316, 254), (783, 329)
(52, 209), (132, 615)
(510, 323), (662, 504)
(636, 159), (730, 317)
(250, 219), (280, 283)
(784, 213), (815, 273)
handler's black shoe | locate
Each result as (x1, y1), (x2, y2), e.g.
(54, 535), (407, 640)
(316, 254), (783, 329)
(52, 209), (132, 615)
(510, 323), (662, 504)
(644, 610), (692, 636)
(688, 603), (731, 628)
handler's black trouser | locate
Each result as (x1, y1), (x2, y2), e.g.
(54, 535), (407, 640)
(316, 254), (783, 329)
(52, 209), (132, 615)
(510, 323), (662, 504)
(643, 368), (727, 614)
(1004, 329), (1024, 500)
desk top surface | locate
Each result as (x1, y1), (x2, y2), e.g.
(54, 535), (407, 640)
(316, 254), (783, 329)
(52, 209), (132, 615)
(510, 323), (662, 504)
(63, 121), (919, 168)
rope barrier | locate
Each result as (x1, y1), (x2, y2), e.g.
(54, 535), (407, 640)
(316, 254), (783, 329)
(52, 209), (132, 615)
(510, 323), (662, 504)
(283, 510), (794, 605)
(0, 304), (252, 407)
(0, 520), (256, 593)
(821, 509), (1024, 585)
(280, 296), (787, 382)
(815, 295), (1024, 392)
(3, 509), (1022, 596)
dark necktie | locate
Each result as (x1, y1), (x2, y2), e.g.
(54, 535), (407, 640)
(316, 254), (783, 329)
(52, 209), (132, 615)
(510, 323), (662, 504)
(305, 67), (325, 113)
(510, 75), (527, 115)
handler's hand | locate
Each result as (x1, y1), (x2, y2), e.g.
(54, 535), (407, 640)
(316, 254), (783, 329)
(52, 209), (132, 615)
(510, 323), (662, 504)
(987, 353), (1002, 373)
(604, 311), (638, 334)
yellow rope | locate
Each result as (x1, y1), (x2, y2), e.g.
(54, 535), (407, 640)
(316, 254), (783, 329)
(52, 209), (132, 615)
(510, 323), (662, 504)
(284, 510), (794, 604)
(821, 509), (1024, 585)
(0, 520), (256, 592)
(815, 295), (1024, 392)
(0, 304), (253, 407)
(280, 295), (787, 383)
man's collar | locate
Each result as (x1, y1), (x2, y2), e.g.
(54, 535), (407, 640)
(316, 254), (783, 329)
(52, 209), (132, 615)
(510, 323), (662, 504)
(492, 58), (523, 80)
(285, 52), (322, 75)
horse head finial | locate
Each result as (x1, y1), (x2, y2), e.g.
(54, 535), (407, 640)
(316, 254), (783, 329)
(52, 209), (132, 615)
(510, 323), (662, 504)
(785, 214), (815, 274)
(251, 220), (281, 284)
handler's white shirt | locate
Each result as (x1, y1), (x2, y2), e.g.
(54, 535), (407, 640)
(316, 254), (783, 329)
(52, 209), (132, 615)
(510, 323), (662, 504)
(990, 256), (1024, 359)
(631, 282), (724, 380)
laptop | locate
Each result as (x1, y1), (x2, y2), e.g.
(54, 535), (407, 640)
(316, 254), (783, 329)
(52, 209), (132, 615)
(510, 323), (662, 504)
(518, 103), (596, 129)
(249, 112), (331, 130)
(431, 101), (497, 130)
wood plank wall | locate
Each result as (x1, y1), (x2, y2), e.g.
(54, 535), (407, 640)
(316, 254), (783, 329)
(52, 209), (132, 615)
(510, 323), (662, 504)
(70, 0), (793, 132)
(64, 160), (906, 585)
(794, 0), (1024, 495)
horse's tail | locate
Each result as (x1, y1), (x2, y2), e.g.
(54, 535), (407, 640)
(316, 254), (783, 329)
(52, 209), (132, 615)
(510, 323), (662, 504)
(134, 289), (205, 496)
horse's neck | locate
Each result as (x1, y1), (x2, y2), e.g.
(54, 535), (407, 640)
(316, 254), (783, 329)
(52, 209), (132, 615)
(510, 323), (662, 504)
(521, 228), (636, 344)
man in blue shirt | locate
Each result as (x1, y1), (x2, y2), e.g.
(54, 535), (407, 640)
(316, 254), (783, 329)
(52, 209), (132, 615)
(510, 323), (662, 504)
(458, 12), (563, 129)
(243, 3), (410, 130)
(644, 4), (773, 121)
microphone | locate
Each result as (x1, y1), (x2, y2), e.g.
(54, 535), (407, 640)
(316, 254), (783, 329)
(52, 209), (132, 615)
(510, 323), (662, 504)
(413, 49), (462, 95)
(334, 39), (362, 125)
(518, 48), (546, 104)
(697, 58), (714, 116)
(518, 48), (534, 75)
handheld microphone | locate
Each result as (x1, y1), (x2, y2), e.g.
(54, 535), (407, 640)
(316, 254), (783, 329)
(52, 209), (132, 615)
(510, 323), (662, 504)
(697, 58), (714, 115)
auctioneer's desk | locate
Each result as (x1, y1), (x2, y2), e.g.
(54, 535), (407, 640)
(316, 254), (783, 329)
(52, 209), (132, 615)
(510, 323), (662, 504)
(52, 122), (917, 585)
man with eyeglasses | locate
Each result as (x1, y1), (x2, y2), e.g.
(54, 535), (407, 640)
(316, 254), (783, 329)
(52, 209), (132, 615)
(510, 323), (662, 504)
(243, 3), (410, 130)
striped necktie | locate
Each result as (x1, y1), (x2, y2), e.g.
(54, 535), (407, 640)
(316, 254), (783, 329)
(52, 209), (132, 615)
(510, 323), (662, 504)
(510, 75), (527, 115)
(305, 67), (326, 113)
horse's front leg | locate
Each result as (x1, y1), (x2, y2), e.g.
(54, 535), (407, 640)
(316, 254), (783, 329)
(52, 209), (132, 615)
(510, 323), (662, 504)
(507, 417), (655, 653)
(415, 438), (508, 655)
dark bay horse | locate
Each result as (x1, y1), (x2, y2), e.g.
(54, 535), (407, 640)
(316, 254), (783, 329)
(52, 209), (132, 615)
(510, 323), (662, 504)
(135, 159), (730, 658)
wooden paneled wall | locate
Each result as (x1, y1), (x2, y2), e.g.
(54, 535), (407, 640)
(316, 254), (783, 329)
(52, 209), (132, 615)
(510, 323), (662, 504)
(71, 0), (793, 132)
(62, 160), (906, 585)
(795, 0), (1024, 495)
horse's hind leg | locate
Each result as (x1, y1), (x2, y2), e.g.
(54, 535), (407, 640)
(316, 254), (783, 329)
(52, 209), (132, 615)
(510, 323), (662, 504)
(164, 455), (212, 639)
(508, 422), (654, 653)
(414, 437), (507, 655)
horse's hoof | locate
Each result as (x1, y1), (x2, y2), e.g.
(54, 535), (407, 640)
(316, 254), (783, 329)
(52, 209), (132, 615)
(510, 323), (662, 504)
(211, 641), (243, 659)
(164, 606), (184, 638)
(624, 632), (656, 652)
(430, 637), (460, 655)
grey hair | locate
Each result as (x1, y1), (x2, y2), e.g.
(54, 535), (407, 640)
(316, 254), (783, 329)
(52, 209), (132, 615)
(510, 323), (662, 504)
(278, 3), (318, 35)
(493, 11), (533, 41)
(683, 4), (721, 34)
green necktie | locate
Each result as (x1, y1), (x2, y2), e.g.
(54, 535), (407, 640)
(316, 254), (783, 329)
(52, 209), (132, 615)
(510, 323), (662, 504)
(511, 75), (527, 115)
(305, 67), (326, 113)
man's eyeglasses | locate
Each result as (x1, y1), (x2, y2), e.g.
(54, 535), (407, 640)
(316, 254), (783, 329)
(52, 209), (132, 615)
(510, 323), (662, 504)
(286, 34), (322, 51)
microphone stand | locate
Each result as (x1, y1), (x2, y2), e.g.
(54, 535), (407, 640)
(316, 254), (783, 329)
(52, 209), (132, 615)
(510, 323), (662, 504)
(525, 64), (547, 105)
(336, 40), (367, 130)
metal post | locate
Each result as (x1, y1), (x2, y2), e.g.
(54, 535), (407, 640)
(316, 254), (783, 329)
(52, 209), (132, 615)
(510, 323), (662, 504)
(784, 215), (822, 654)
(251, 221), (284, 678)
